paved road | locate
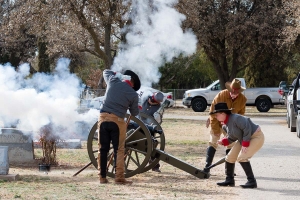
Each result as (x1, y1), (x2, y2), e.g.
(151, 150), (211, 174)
(164, 114), (300, 200)
(236, 116), (300, 200)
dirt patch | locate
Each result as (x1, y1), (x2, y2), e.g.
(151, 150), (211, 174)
(4, 107), (280, 199)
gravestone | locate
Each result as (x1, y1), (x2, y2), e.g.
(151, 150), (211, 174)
(0, 128), (34, 165)
(0, 146), (9, 175)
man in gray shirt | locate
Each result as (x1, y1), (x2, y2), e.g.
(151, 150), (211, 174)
(140, 92), (164, 172)
(140, 92), (164, 124)
(97, 69), (140, 185)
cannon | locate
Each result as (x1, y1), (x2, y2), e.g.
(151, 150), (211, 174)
(73, 101), (210, 179)
(74, 114), (209, 179)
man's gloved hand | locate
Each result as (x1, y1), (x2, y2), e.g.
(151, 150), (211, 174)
(206, 117), (210, 128)
(217, 139), (224, 145)
(115, 72), (131, 81)
(122, 75), (131, 81)
(214, 132), (221, 137)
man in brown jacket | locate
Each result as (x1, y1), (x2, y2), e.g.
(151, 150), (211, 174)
(203, 78), (247, 173)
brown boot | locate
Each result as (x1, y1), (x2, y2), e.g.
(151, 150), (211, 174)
(115, 178), (133, 185)
(100, 178), (109, 184)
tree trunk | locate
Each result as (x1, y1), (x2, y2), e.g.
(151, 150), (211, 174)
(38, 38), (50, 73)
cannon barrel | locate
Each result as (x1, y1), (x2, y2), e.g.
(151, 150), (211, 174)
(152, 149), (209, 178)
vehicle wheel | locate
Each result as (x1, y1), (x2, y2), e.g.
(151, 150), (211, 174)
(290, 111), (296, 132)
(256, 99), (271, 112)
(87, 114), (153, 178)
(291, 123), (297, 132)
(287, 112), (290, 128)
(191, 98), (207, 112)
(297, 119), (300, 138)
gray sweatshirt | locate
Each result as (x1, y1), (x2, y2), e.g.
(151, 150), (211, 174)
(222, 114), (259, 146)
(100, 70), (139, 118)
(140, 96), (160, 123)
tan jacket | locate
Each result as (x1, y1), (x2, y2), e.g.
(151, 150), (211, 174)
(209, 89), (247, 134)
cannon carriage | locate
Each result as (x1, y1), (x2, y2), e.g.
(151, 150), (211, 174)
(74, 101), (210, 179)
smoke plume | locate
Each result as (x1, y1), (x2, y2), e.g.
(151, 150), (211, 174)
(112, 0), (197, 86)
(0, 58), (98, 139)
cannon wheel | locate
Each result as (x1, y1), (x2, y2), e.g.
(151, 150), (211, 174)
(87, 114), (153, 178)
(139, 112), (166, 173)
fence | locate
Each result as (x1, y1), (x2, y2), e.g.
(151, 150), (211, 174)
(80, 88), (190, 107)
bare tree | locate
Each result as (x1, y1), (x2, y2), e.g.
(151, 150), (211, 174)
(0, 0), (129, 87)
(0, 0), (37, 67)
(178, 0), (300, 88)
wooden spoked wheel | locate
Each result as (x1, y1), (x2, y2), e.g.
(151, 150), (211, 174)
(87, 114), (153, 178)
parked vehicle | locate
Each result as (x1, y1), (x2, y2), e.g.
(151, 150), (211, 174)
(285, 73), (300, 135)
(84, 87), (174, 110)
(278, 81), (291, 105)
(87, 96), (105, 110)
(182, 78), (283, 112)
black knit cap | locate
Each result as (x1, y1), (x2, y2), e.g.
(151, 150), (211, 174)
(124, 70), (141, 91)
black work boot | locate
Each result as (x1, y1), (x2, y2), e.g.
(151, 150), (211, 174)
(225, 149), (236, 176)
(240, 162), (257, 188)
(152, 162), (161, 173)
(203, 146), (216, 173)
(217, 161), (235, 187)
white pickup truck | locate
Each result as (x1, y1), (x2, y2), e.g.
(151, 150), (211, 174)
(182, 78), (283, 112)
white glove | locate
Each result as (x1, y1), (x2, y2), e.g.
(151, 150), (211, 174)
(115, 72), (131, 81)
(122, 75), (131, 81)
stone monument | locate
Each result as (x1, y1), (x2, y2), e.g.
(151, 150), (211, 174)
(0, 146), (9, 175)
(0, 128), (34, 165)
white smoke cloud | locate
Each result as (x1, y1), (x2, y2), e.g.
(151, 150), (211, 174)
(0, 58), (98, 140)
(112, 0), (197, 86)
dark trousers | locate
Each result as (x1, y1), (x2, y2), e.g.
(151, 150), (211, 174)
(97, 113), (126, 180)
(99, 121), (120, 178)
